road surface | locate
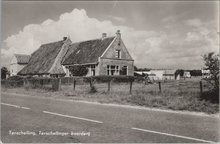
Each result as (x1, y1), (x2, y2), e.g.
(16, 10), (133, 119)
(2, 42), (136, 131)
(1, 92), (219, 143)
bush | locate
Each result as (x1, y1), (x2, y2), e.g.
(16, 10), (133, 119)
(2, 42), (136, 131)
(7, 75), (24, 81)
(1, 67), (10, 79)
(202, 52), (219, 103)
(23, 77), (52, 89)
(83, 75), (134, 83)
(69, 65), (88, 76)
(2, 75), (24, 88)
(89, 86), (97, 93)
(200, 89), (219, 104)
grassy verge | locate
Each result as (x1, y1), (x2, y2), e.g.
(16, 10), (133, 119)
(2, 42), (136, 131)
(2, 77), (219, 114)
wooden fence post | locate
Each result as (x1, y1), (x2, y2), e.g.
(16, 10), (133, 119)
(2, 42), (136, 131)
(158, 81), (161, 93)
(89, 77), (92, 88)
(58, 78), (61, 91)
(200, 81), (203, 96)
(40, 79), (43, 88)
(108, 80), (111, 92)
(129, 80), (133, 94)
(73, 79), (76, 90)
(24, 78), (27, 86)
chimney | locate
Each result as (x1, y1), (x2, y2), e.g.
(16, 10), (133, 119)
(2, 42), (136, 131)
(63, 36), (72, 45)
(102, 33), (107, 40)
(63, 37), (67, 41)
(116, 30), (121, 37)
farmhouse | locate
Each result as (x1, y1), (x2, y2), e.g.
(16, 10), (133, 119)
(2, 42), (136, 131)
(183, 71), (191, 78)
(149, 70), (164, 80)
(134, 69), (177, 81)
(18, 30), (134, 77)
(163, 69), (176, 80)
(10, 54), (30, 76)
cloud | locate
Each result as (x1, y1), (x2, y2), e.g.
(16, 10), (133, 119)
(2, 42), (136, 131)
(2, 8), (161, 68)
(185, 18), (203, 27)
(2, 9), (219, 69)
(109, 15), (126, 23)
(161, 16), (176, 23)
(184, 19), (219, 54)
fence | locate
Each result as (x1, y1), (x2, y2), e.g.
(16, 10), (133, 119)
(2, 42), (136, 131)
(1, 80), (24, 88)
(1, 76), (208, 96)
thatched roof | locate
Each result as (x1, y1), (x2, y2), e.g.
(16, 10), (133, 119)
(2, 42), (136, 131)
(14, 54), (30, 64)
(18, 40), (64, 75)
(18, 36), (115, 75)
(62, 37), (115, 65)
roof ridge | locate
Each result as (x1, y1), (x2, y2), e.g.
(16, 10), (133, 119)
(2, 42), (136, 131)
(70, 36), (115, 45)
(14, 54), (30, 56)
(39, 36), (115, 47)
(41, 40), (64, 46)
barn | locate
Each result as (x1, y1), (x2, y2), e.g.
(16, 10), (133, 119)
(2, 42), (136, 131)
(18, 30), (134, 77)
(163, 70), (176, 80)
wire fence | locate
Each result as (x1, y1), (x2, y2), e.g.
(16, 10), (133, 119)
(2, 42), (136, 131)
(1, 76), (209, 96)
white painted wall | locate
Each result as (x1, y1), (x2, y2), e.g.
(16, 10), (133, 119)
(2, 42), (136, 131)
(10, 56), (18, 76)
(10, 55), (27, 76)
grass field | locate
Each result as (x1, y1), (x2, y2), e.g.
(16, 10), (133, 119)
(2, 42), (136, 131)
(2, 77), (219, 114)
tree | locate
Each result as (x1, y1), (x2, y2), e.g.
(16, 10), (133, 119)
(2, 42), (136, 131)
(134, 66), (138, 71)
(203, 52), (219, 91)
(133, 66), (151, 71)
(189, 70), (202, 76)
(175, 69), (184, 77)
(1, 67), (10, 79)
(69, 65), (88, 76)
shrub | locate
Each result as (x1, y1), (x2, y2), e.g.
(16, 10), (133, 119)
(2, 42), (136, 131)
(1, 67), (10, 79)
(69, 65), (88, 76)
(202, 52), (219, 103)
(7, 75), (24, 81)
(200, 89), (219, 104)
(2, 75), (24, 88)
(203, 52), (219, 90)
(83, 75), (134, 83)
(89, 86), (97, 93)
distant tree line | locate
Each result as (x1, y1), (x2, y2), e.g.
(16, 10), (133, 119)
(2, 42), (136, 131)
(175, 69), (202, 77)
(189, 70), (202, 76)
(134, 66), (151, 71)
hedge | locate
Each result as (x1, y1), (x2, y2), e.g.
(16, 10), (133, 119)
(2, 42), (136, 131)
(83, 75), (135, 83)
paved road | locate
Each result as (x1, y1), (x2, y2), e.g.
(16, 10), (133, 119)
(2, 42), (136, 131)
(1, 92), (219, 143)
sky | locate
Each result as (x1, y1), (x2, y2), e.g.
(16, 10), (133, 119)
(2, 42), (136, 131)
(1, 1), (219, 69)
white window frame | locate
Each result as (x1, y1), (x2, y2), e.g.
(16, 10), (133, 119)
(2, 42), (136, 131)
(115, 50), (121, 58)
(107, 65), (120, 75)
(91, 65), (96, 76)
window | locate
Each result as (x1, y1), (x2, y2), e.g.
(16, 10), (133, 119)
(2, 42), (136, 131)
(115, 50), (121, 58)
(107, 65), (120, 75)
(107, 65), (110, 75)
(120, 66), (128, 75)
(111, 65), (115, 75)
(116, 66), (119, 74)
(91, 65), (95, 76)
